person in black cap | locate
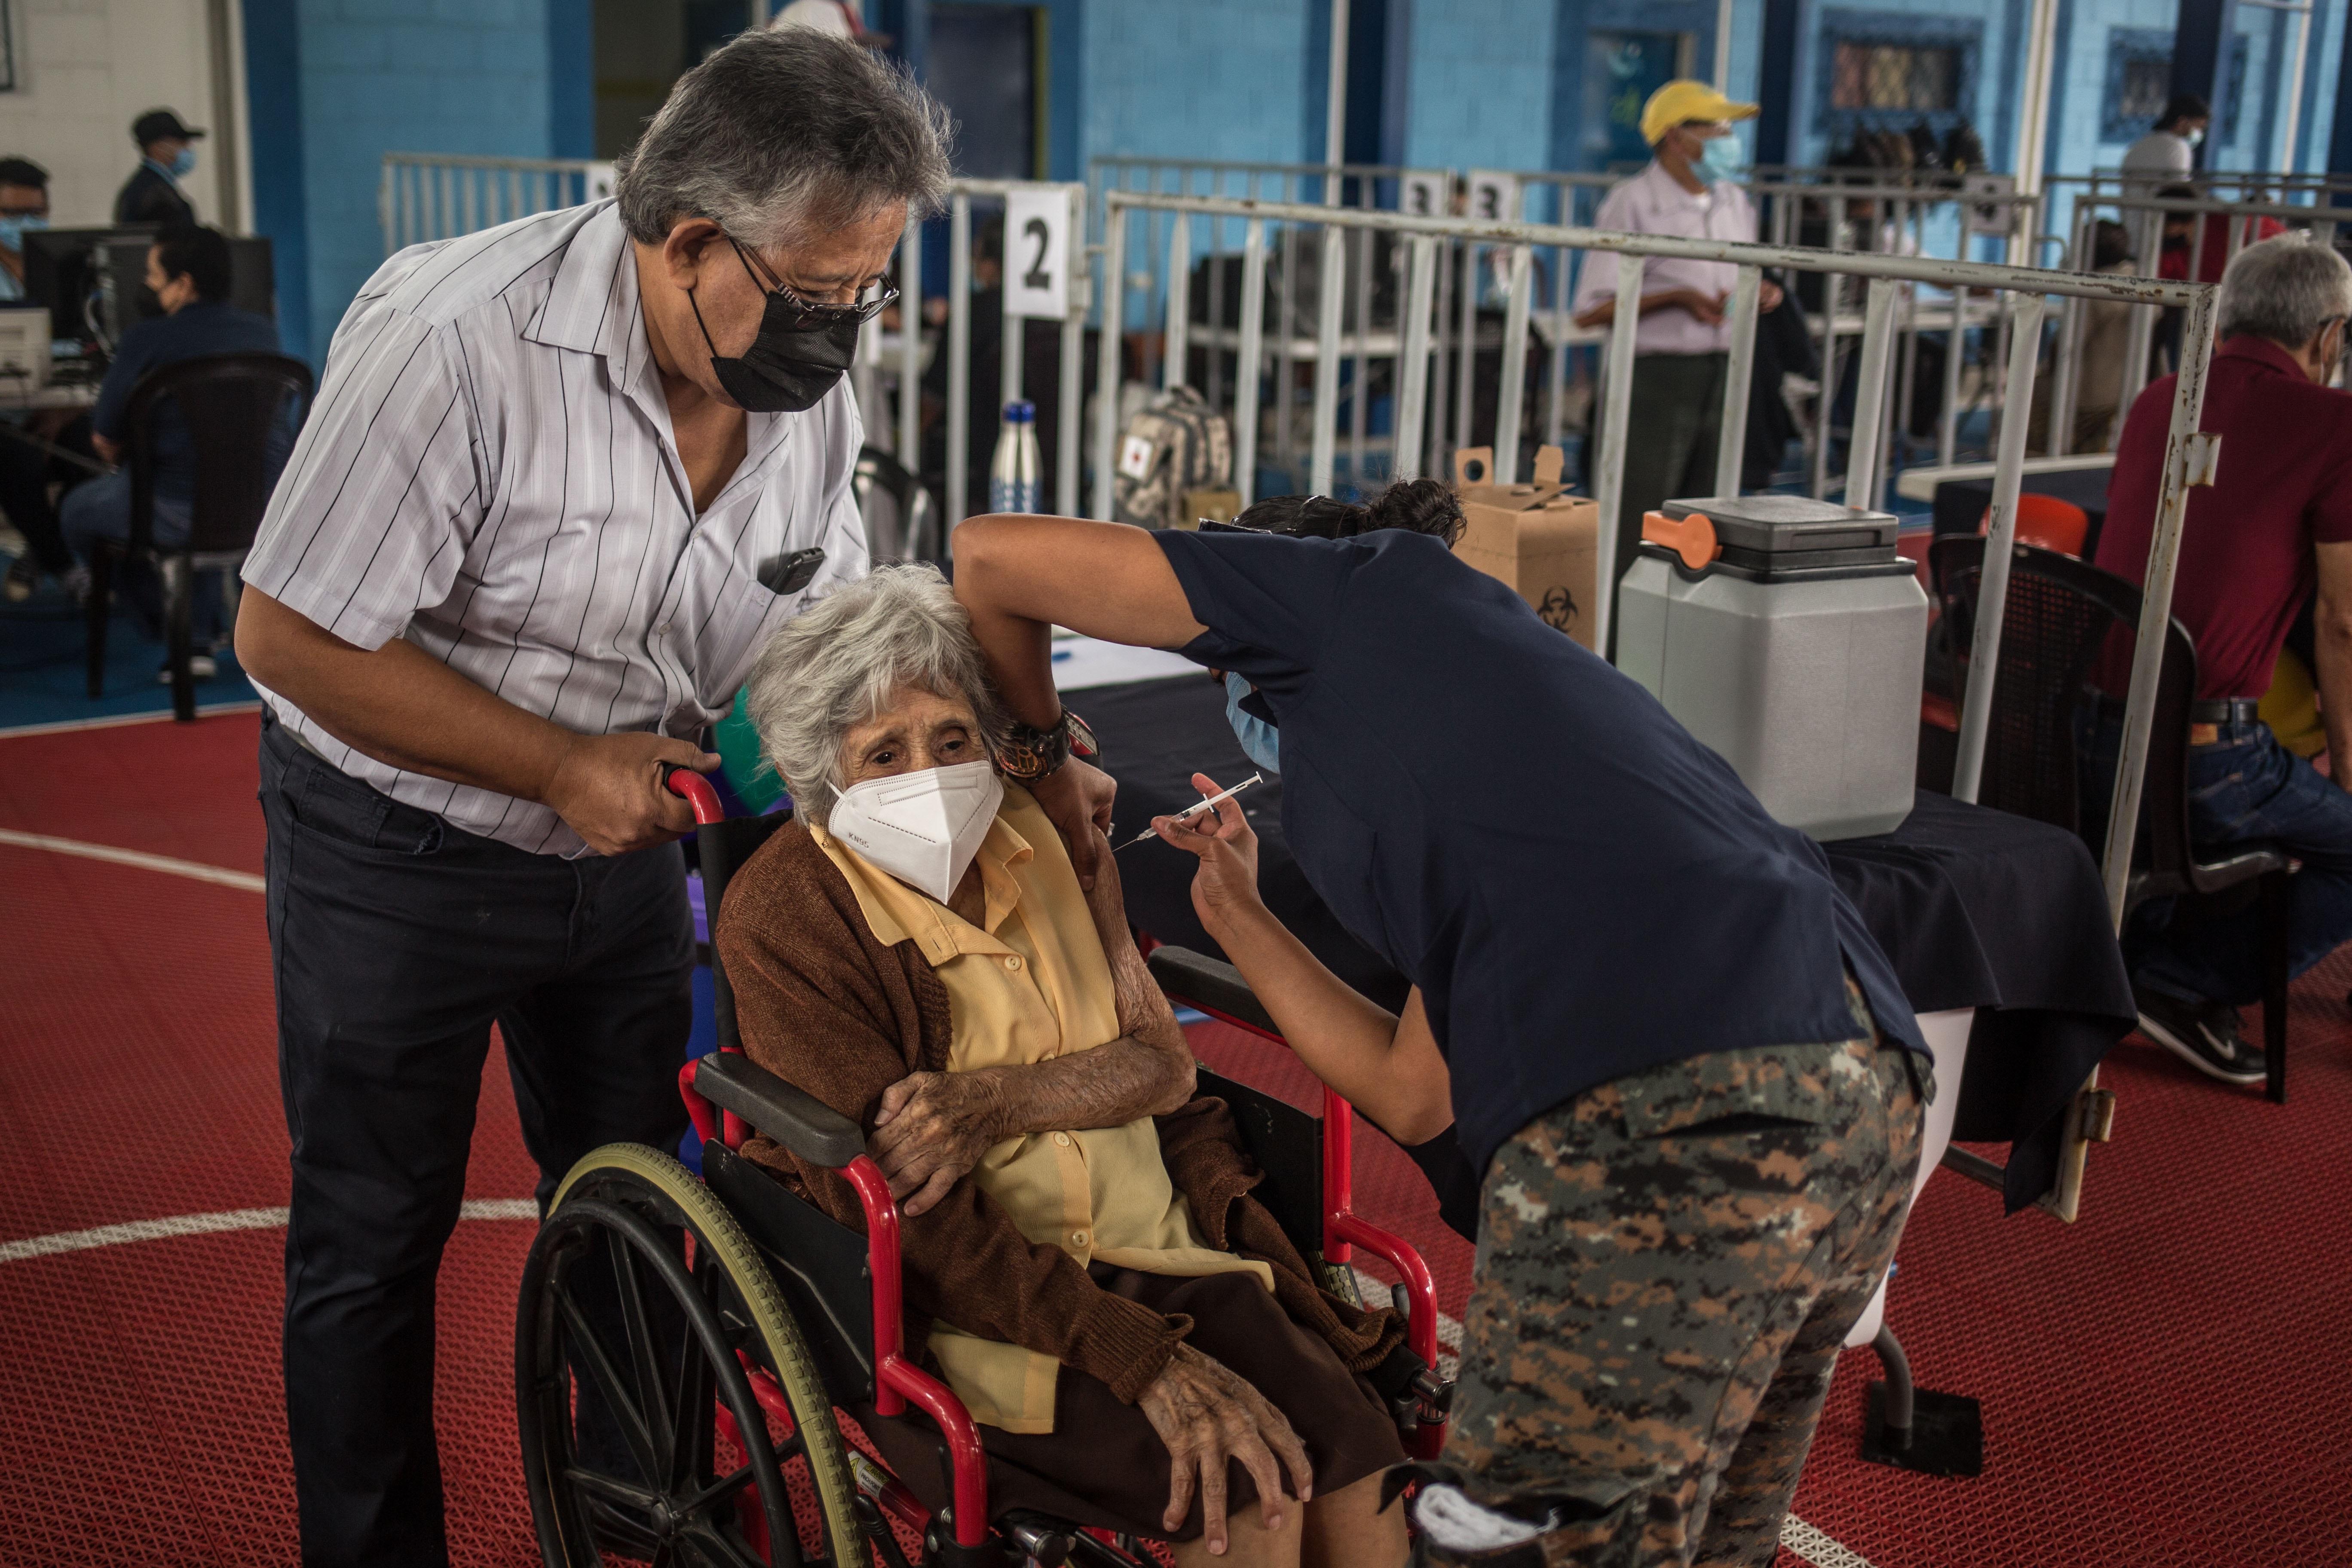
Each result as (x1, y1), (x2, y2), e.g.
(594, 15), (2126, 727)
(115, 108), (204, 228)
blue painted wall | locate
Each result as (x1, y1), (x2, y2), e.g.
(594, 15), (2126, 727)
(1400, 0), (1559, 171)
(243, 0), (555, 368)
(1081, 0), (1317, 164)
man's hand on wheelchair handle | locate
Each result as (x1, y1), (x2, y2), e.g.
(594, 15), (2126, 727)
(542, 732), (719, 855)
(1138, 1343), (1313, 1555)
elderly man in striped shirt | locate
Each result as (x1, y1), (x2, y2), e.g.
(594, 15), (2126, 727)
(234, 32), (975, 1568)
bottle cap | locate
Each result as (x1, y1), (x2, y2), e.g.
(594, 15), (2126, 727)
(1003, 399), (1035, 423)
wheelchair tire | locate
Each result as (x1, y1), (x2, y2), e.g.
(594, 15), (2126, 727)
(517, 1142), (866, 1567)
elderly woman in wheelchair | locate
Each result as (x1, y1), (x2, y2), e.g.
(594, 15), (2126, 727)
(517, 564), (1429, 1568)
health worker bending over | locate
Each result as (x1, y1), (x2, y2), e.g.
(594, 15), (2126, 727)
(714, 566), (1418, 1567)
(950, 504), (1933, 1568)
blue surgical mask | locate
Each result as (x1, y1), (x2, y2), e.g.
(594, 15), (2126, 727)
(1698, 134), (1746, 184)
(0, 213), (46, 252)
(168, 147), (197, 178)
(1224, 672), (1281, 777)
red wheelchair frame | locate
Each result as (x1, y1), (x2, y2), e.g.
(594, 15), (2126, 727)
(663, 769), (1448, 1560)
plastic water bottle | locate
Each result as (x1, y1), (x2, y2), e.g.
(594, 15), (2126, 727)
(988, 399), (1043, 513)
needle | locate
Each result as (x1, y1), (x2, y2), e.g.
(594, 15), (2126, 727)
(1114, 773), (1264, 851)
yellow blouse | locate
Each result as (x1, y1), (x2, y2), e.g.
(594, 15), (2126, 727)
(810, 784), (1268, 1432)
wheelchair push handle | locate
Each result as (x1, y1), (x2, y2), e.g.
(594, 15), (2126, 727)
(664, 765), (727, 827)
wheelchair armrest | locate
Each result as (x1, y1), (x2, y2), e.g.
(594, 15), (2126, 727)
(690, 1052), (867, 1169)
(1147, 944), (1280, 1038)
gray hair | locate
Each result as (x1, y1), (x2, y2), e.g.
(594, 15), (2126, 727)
(2217, 232), (2352, 349)
(614, 28), (952, 249)
(743, 564), (1006, 830)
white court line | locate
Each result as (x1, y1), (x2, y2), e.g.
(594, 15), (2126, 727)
(0, 827), (266, 892)
(1351, 1267), (1871, 1568)
(0, 699), (262, 739)
(0, 1199), (539, 1265)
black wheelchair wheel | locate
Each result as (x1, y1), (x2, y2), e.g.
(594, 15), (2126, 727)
(517, 1142), (865, 1566)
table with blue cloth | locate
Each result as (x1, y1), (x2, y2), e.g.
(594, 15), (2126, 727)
(1085, 671), (2137, 1222)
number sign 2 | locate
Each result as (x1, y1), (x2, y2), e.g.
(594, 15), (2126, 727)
(1004, 187), (1070, 319)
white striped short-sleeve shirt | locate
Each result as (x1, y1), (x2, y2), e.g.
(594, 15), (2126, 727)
(243, 201), (869, 856)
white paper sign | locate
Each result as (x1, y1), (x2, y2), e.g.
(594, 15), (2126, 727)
(1465, 170), (1521, 225)
(1399, 170), (1449, 220)
(1004, 187), (1071, 319)
(584, 161), (619, 204)
(1961, 172), (2017, 237)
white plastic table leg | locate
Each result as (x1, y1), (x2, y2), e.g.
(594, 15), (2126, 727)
(1844, 1006), (1974, 1348)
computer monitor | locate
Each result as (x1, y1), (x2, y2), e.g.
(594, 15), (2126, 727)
(95, 233), (276, 340)
(21, 225), (159, 344)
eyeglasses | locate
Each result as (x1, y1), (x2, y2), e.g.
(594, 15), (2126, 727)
(729, 236), (897, 328)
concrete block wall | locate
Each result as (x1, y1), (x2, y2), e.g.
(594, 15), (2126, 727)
(1401, 0), (1560, 172)
(1080, 0), (1317, 164)
(0, 0), (230, 229)
(279, 0), (553, 363)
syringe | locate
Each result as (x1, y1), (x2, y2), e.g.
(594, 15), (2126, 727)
(1114, 773), (1264, 851)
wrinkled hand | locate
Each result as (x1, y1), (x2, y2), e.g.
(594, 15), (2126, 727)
(1137, 1344), (1313, 1554)
(1153, 772), (1264, 941)
(869, 1070), (1007, 1217)
(1031, 756), (1118, 890)
(542, 732), (717, 856)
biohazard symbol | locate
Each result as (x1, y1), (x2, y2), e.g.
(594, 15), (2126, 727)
(1538, 587), (1578, 633)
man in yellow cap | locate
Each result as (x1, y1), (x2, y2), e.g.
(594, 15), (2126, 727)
(1573, 80), (1784, 639)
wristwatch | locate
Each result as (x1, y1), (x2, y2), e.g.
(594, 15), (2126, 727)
(998, 707), (1099, 783)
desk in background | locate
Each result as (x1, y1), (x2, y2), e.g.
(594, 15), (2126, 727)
(1932, 465), (2114, 558)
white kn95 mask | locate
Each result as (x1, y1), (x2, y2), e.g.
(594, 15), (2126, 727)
(828, 760), (1004, 904)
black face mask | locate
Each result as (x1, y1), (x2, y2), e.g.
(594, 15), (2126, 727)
(686, 238), (887, 414)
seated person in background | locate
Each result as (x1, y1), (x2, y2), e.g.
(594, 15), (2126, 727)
(714, 565), (1414, 1567)
(0, 154), (99, 603)
(2155, 183), (2285, 286)
(2092, 234), (2352, 1084)
(63, 224), (283, 680)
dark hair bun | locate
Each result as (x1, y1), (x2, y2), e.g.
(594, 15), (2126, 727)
(1229, 478), (1465, 547)
(1365, 478), (1466, 547)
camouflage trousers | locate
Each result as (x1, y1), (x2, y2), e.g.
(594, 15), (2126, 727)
(1427, 1001), (1925, 1568)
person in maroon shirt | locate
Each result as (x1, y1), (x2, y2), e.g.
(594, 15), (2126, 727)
(2092, 233), (2352, 1084)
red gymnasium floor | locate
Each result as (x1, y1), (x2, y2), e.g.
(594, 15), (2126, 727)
(2, 709), (2346, 1566)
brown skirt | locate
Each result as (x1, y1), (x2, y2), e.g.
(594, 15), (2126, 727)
(859, 1265), (1405, 1540)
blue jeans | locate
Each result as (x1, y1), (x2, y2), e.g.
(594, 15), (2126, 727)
(2086, 713), (2352, 1005)
(59, 468), (221, 641)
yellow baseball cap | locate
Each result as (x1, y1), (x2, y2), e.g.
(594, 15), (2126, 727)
(1639, 80), (1760, 145)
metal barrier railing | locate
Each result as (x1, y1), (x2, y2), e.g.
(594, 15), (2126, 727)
(1095, 189), (2218, 1222)
(380, 153), (613, 254)
(2046, 188), (2347, 450)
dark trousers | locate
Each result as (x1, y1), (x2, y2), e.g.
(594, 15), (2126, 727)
(258, 715), (693, 1568)
(1597, 352), (1728, 654)
(0, 416), (94, 575)
(2085, 712), (2352, 1006)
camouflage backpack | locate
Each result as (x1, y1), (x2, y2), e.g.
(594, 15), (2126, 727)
(1112, 386), (1233, 530)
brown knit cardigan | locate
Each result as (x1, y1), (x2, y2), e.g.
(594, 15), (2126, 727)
(712, 820), (1404, 1404)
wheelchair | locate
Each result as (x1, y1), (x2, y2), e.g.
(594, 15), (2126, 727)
(515, 771), (1452, 1567)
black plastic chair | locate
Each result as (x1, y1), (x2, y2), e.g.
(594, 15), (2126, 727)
(1931, 536), (2292, 1101)
(853, 444), (943, 564)
(84, 352), (312, 720)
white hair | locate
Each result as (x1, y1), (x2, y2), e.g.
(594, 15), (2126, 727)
(741, 564), (1006, 830)
(614, 27), (951, 249)
(2217, 232), (2352, 349)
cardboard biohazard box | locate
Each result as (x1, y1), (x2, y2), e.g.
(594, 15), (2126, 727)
(1451, 445), (1602, 651)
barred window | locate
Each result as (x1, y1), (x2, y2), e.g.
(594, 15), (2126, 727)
(1829, 41), (1962, 114)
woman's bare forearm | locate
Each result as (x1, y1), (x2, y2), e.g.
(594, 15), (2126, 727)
(1204, 894), (1452, 1144)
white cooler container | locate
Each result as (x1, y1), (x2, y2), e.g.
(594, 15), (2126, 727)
(1616, 495), (1927, 841)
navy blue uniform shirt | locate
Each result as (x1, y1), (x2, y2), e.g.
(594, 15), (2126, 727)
(93, 299), (286, 505)
(1155, 527), (1927, 1176)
